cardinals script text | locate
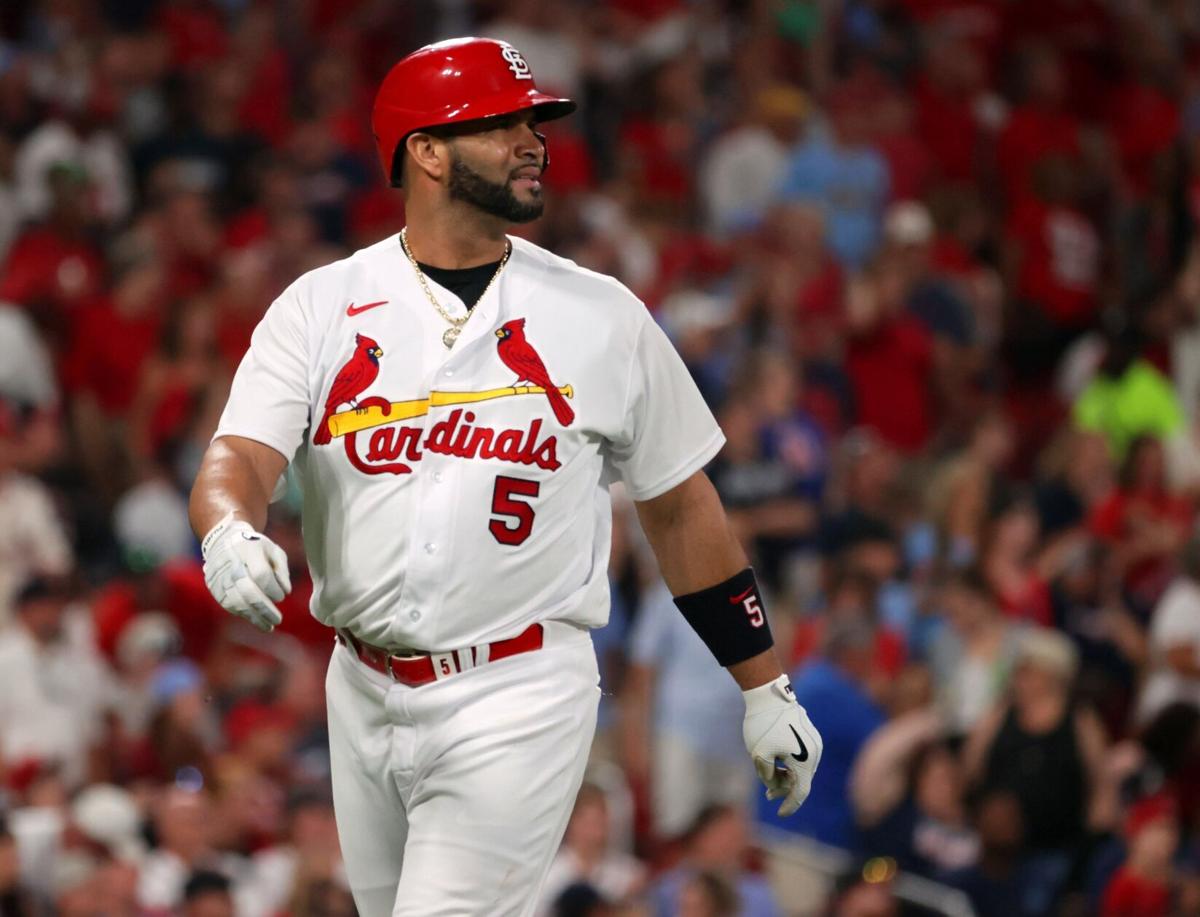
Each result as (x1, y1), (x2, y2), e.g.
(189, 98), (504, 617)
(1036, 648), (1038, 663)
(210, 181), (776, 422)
(342, 406), (560, 476)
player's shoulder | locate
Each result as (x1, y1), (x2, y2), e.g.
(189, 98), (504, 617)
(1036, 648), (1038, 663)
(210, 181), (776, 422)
(508, 236), (649, 323)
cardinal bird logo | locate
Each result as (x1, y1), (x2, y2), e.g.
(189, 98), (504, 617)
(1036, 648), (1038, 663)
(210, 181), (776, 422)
(495, 318), (575, 427)
(313, 333), (384, 444)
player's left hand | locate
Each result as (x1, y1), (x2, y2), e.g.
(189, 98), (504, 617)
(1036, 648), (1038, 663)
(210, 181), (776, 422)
(742, 674), (822, 817)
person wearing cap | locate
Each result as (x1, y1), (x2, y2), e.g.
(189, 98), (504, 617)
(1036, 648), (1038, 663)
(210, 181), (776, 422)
(882, 199), (976, 358)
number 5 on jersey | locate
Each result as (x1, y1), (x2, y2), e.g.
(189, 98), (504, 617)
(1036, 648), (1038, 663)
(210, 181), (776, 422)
(490, 475), (540, 545)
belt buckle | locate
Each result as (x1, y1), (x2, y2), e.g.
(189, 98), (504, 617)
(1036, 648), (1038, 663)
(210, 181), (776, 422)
(368, 646), (392, 677)
(384, 654), (402, 682)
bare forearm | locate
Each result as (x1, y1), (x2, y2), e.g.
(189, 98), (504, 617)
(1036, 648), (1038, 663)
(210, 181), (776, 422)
(189, 436), (285, 539)
(635, 472), (784, 689)
(726, 650), (785, 690)
(635, 473), (748, 593)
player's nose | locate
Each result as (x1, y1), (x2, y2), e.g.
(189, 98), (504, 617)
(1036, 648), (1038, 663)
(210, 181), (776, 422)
(513, 121), (544, 165)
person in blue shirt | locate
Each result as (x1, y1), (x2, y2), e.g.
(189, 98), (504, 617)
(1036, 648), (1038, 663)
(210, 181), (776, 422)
(775, 90), (890, 271)
(756, 617), (886, 848)
(622, 579), (751, 839)
(649, 804), (781, 917)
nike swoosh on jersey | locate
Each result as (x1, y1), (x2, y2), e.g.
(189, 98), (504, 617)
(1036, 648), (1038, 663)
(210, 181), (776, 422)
(347, 300), (388, 316)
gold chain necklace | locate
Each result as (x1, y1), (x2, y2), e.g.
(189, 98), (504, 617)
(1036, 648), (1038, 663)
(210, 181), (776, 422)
(400, 227), (511, 349)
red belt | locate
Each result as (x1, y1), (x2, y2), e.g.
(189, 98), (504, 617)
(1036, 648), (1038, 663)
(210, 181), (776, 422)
(336, 623), (544, 687)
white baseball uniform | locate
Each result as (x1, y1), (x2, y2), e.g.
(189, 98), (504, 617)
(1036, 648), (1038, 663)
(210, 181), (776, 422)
(213, 232), (725, 916)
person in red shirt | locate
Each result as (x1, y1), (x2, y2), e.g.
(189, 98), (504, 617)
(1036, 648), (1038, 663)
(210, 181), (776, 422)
(999, 0), (1115, 122)
(1102, 794), (1179, 917)
(1104, 27), (1181, 201)
(874, 89), (933, 204)
(995, 43), (1081, 210)
(63, 255), (169, 501)
(913, 31), (986, 184)
(1089, 435), (1192, 612)
(126, 299), (231, 476)
(64, 257), (168, 419)
(1008, 152), (1099, 331)
(0, 164), (105, 334)
(844, 255), (936, 454)
(230, 5), (294, 148)
(618, 55), (706, 208)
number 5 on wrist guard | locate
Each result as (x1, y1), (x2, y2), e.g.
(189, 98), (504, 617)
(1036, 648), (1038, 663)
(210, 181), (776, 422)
(673, 567), (774, 667)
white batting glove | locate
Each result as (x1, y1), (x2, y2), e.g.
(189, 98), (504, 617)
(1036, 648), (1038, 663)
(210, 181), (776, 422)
(201, 512), (291, 632)
(743, 674), (822, 817)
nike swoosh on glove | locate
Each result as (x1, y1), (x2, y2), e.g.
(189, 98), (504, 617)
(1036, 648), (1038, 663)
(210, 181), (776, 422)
(742, 674), (823, 817)
(201, 512), (291, 632)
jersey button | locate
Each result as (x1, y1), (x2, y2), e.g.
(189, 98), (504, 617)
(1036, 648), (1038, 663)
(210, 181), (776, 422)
(409, 610), (421, 621)
(433, 472), (444, 483)
(443, 369), (454, 377)
(424, 542), (437, 554)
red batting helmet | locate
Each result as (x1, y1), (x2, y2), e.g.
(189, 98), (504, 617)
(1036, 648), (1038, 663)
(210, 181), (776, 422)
(372, 37), (576, 186)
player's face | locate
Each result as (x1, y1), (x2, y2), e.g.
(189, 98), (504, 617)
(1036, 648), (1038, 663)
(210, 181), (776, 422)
(446, 110), (546, 223)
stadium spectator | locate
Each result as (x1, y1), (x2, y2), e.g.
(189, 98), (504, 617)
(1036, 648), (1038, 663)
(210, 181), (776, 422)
(758, 617), (885, 848)
(963, 628), (1116, 909)
(538, 783), (646, 915)
(700, 85), (809, 237)
(0, 578), (116, 789)
(1074, 327), (1184, 462)
(776, 83), (890, 271)
(1100, 794), (1180, 917)
(851, 708), (979, 878)
(1138, 533), (1200, 722)
(648, 804), (779, 917)
(927, 410), (1015, 567)
(137, 787), (245, 914)
(940, 789), (1040, 917)
(1089, 434), (1191, 612)
(621, 579), (749, 840)
(929, 568), (1023, 734)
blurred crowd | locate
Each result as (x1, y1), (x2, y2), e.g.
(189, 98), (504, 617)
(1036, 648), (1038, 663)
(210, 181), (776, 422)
(4, 0), (1200, 915)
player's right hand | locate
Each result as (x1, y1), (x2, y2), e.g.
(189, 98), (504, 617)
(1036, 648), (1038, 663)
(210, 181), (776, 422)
(201, 512), (291, 632)
(742, 674), (822, 817)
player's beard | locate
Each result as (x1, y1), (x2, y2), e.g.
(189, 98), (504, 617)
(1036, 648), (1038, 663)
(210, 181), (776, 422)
(447, 155), (544, 224)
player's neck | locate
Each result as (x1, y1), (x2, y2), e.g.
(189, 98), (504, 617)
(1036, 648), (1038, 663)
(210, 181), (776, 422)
(402, 203), (509, 269)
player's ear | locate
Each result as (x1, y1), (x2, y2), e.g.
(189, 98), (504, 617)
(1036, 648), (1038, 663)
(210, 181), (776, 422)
(404, 131), (450, 184)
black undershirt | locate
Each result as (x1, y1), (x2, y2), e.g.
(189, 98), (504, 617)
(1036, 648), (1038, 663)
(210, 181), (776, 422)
(417, 259), (503, 310)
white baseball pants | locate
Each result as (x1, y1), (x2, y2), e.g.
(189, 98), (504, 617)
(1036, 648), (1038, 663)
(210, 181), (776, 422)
(325, 621), (601, 917)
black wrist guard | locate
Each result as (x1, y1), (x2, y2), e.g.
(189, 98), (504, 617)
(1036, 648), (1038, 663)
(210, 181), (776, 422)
(673, 567), (774, 667)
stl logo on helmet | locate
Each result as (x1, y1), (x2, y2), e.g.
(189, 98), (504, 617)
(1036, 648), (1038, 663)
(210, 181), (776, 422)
(500, 45), (533, 80)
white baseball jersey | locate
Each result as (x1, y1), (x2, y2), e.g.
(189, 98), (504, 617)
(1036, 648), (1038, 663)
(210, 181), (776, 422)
(214, 233), (724, 651)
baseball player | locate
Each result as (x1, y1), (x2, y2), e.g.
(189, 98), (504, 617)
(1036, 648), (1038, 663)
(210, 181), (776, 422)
(189, 37), (822, 917)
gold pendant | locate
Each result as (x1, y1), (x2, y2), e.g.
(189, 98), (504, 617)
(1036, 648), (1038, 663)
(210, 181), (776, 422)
(442, 327), (460, 349)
